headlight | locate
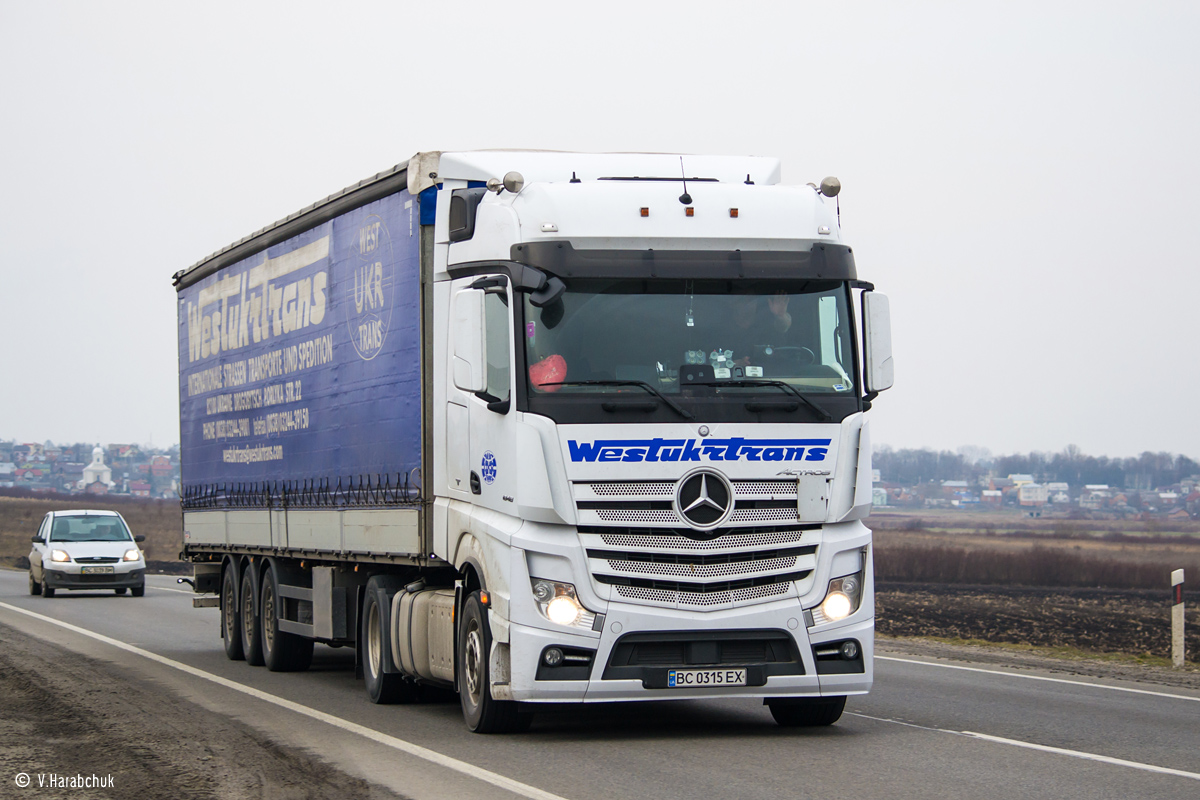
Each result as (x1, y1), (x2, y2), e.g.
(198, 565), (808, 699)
(50, 549), (71, 563)
(123, 549), (141, 562)
(812, 572), (863, 625)
(530, 579), (596, 629)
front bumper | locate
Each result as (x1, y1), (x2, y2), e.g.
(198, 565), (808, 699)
(506, 597), (873, 703)
(43, 567), (145, 590)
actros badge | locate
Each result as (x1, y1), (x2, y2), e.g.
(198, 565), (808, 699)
(674, 469), (733, 531)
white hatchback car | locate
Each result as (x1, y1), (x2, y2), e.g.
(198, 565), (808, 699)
(28, 510), (146, 597)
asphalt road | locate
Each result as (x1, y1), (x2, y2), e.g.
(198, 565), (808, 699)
(1, 568), (1197, 800)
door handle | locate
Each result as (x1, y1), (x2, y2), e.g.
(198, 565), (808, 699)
(470, 471), (482, 495)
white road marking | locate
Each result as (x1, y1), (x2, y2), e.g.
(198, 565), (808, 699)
(960, 731), (1200, 781)
(847, 713), (1200, 781)
(877, 655), (1200, 702)
(145, 583), (195, 594)
(0, 601), (570, 800)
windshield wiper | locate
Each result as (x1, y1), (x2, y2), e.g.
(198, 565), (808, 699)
(540, 380), (695, 420)
(688, 380), (832, 421)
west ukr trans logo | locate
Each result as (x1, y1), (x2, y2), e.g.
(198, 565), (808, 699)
(345, 215), (394, 360)
(567, 438), (831, 463)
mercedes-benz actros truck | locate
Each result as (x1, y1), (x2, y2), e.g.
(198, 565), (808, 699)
(175, 150), (894, 732)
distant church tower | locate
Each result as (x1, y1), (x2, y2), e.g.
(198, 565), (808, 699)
(79, 445), (114, 491)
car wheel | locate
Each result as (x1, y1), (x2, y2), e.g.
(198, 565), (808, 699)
(114, 588), (127, 595)
(260, 565), (312, 672)
(241, 570), (264, 666)
(362, 578), (417, 704)
(131, 583), (145, 597)
(458, 591), (532, 733)
(766, 696), (846, 727)
(29, 571), (41, 596)
(221, 567), (245, 661)
(41, 580), (55, 598)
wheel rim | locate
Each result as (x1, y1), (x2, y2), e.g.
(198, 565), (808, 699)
(223, 577), (236, 637)
(243, 578), (255, 642)
(464, 620), (483, 704)
(367, 600), (382, 679)
(262, 583), (275, 652)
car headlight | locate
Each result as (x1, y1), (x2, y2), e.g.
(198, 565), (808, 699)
(812, 572), (863, 625)
(530, 579), (596, 629)
(123, 549), (141, 562)
(50, 549), (71, 563)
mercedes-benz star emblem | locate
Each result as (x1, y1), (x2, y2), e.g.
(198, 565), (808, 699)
(674, 470), (733, 530)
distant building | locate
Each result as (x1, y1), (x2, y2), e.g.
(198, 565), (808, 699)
(78, 445), (114, 492)
(981, 489), (1003, 505)
(1007, 474), (1035, 487)
(1018, 483), (1048, 507)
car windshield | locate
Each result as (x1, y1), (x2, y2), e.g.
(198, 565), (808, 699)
(49, 515), (131, 542)
(524, 279), (856, 395)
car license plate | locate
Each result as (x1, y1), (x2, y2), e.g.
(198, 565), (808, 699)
(667, 668), (747, 688)
(81, 566), (115, 575)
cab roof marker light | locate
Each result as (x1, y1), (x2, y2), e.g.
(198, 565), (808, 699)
(640, 207), (649, 217)
(685, 207), (694, 217)
(730, 208), (739, 218)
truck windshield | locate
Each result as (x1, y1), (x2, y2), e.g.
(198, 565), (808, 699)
(523, 279), (855, 398)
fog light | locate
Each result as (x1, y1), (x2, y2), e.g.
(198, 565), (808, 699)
(543, 647), (564, 667)
(547, 596), (582, 626)
(821, 592), (852, 622)
(840, 640), (859, 660)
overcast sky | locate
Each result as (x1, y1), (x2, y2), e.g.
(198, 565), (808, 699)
(2, 1), (1197, 460)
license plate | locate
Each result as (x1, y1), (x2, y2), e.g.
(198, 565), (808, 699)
(667, 668), (747, 688)
(81, 566), (115, 575)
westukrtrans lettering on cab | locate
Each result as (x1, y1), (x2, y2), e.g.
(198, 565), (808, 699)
(567, 438), (832, 463)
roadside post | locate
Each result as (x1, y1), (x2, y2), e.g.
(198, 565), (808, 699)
(1172, 569), (1185, 668)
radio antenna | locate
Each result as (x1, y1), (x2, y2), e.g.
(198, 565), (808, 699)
(678, 156), (692, 205)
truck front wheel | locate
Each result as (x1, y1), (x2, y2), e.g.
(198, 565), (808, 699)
(458, 592), (531, 733)
(766, 696), (847, 727)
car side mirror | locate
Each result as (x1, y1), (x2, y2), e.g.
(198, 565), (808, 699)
(135, 535), (146, 543)
(32, 535), (42, 543)
(452, 288), (487, 393)
(862, 292), (894, 395)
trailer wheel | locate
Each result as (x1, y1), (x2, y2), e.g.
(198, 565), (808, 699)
(362, 586), (416, 704)
(458, 591), (532, 733)
(260, 565), (313, 672)
(766, 696), (846, 727)
(241, 570), (264, 666)
(221, 567), (245, 661)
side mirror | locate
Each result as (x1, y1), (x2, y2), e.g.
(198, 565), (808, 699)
(452, 288), (487, 392)
(862, 292), (894, 394)
(32, 535), (42, 543)
(135, 535), (146, 543)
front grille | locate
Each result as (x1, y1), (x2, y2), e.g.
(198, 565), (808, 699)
(575, 479), (819, 611)
(74, 556), (120, 563)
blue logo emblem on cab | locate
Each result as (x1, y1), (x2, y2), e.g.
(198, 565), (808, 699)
(481, 451), (497, 484)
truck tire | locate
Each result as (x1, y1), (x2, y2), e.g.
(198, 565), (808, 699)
(766, 696), (846, 727)
(221, 567), (245, 661)
(458, 591), (531, 733)
(241, 570), (264, 666)
(29, 570), (40, 595)
(260, 565), (313, 672)
(362, 583), (417, 704)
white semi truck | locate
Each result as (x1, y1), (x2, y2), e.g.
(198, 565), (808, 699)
(175, 151), (893, 732)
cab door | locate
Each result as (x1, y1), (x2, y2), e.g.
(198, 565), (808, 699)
(446, 275), (517, 514)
